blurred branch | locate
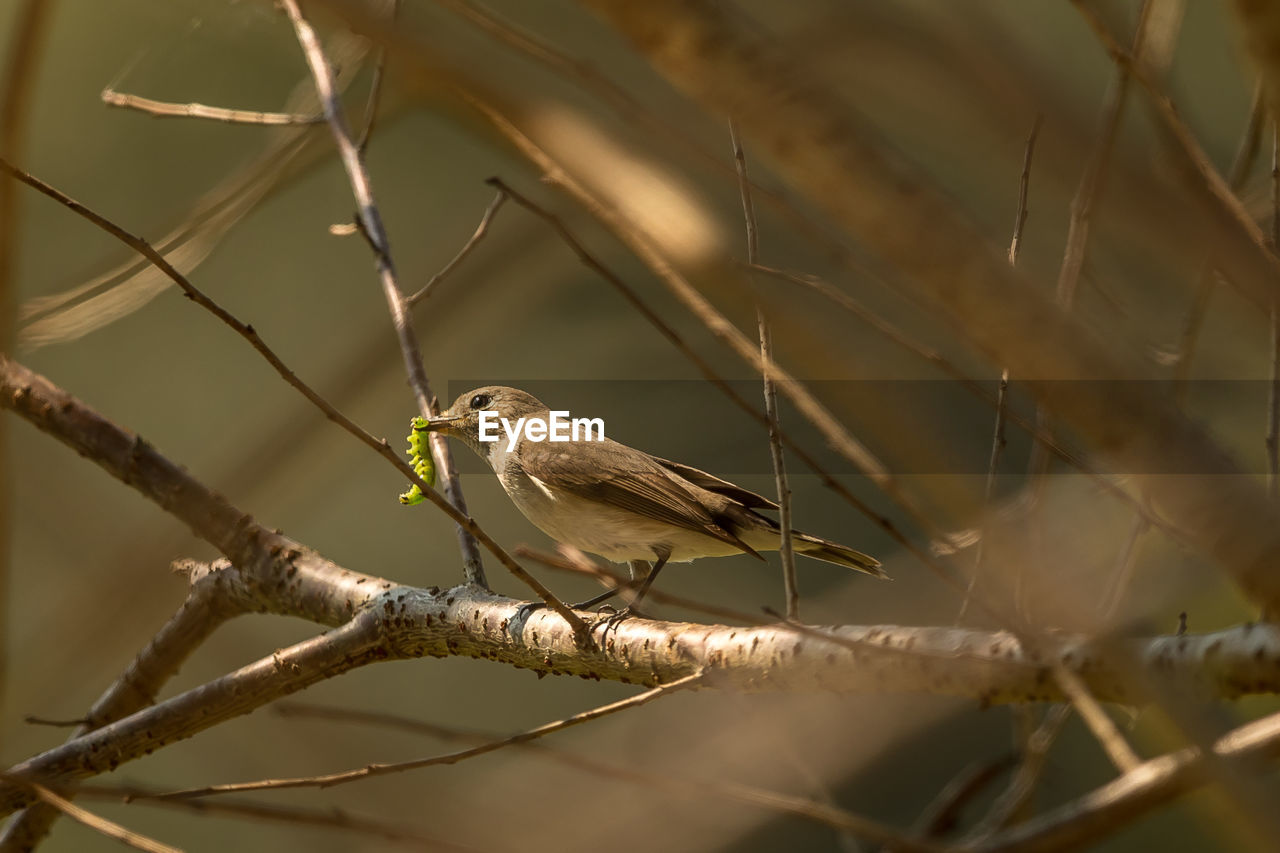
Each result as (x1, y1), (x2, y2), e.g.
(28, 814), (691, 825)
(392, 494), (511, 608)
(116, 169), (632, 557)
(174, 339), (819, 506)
(273, 699), (901, 851)
(73, 783), (475, 851)
(963, 707), (1070, 842)
(485, 177), (960, 604)
(1228, 0), (1280, 129)
(1072, 0), (1279, 310)
(973, 707), (1280, 852)
(1021, 0), (1163, 617)
(1172, 82), (1265, 395)
(19, 29), (377, 350)
(101, 88), (322, 125)
(151, 673), (706, 798)
(573, 0), (1280, 613)
(1051, 664), (1140, 772)
(15, 783), (180, 853)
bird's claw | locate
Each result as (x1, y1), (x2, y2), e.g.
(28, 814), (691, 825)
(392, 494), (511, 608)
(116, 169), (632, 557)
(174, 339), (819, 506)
(589, 603), (647, 634)
(512, 601), (547, 627)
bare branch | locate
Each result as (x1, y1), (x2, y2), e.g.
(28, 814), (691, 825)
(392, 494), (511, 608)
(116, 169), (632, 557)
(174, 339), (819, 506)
(101, 88), (322, 125)
(76, 784), (475, 851)
(571, 0), (1280, 613)
(728, 119), (798, 618)
(1072, 0), (1279, 310)
(355, 0), (399, 153)
(1007, 114), (1042, 267)
(407, 188), (508, 307)
(974, 708), (1280, 852)
(153, 673), (706, 798)
(19, 784), (180, 853)
(271, 701), (943, 853)
(281, 0), (487, 587)
(1052, 665), (1141, 772)
(1, 560), (264, 849)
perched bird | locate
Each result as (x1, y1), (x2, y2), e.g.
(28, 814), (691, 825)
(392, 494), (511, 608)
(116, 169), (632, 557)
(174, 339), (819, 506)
(422, 386), (885, 616)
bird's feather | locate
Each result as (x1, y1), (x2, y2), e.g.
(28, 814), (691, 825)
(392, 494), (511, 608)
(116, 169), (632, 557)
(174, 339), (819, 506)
(517, 439), (763, 559)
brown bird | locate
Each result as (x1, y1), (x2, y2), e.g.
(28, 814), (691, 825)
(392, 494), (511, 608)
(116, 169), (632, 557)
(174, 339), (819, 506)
(423, 386), (885, 616)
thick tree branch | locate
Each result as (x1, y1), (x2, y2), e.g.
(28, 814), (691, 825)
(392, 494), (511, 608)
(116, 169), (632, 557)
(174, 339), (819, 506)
(4, 355), (1280, 828)
(0, 560), (262, 848)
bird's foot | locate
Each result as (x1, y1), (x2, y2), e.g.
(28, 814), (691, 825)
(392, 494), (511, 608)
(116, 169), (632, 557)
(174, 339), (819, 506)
(588, 603), (647, 634)
(511, 601), (547, 628)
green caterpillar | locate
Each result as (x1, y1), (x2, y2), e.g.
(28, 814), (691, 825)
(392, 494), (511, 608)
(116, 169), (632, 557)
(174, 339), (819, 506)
(398, 416), (436, 504)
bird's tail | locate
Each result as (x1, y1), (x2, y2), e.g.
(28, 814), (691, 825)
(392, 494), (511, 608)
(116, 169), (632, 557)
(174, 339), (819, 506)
(793, 531), (887, 578)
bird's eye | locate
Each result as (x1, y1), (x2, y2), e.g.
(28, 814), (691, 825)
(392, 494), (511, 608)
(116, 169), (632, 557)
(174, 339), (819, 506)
(469, 393), (492, 410)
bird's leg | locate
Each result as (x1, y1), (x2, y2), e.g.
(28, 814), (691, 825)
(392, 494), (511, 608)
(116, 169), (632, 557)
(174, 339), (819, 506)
(514, 559), (650, 628)
(569, 561), (648, 611)
(594, 549), (670, 631)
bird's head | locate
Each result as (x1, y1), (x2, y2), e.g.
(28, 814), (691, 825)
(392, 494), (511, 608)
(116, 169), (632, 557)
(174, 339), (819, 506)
(420, 385), (550, 458)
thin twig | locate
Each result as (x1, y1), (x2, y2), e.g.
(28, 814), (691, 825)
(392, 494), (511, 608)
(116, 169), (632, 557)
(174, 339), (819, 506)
(1022, 1), (1157, 621)
(2, 561), (258, 848)
(22, 716), (88, 728)
(101, 88), (322, 125)
(1099, 513), (1150, 621)
(1173, 82), (1265, 398)
(152, 673), (706, 798)
(729, 118), (798, 619)
(280, 0), (488, 589)
(964, 706), (1071, 841)
(1057, 0), (1154, 312)
(748, 260), (1165, 530)
(1072, 0), (1280, 297)
(273, 698), (940, 853)
(19, 782), (182, 853)
(962, 115), (1038, 619)
(907, 755), (1018, 842)
(355, 0), (399, 153)
(72, 784), (476, 851)
(407, 189), (507, 306)
(0, 158), (584, 641)
(1052, 664), (1141, 773)
(1007, 114), (1042, 266)
(960, 367), (1009, 621)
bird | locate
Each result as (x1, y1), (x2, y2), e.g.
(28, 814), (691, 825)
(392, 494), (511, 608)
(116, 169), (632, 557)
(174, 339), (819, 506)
(420, 385), (885, 618)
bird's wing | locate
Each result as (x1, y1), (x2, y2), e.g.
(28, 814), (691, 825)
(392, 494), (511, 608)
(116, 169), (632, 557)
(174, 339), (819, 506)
(649, 455), (779, 510)
(518, 439), (763, 558)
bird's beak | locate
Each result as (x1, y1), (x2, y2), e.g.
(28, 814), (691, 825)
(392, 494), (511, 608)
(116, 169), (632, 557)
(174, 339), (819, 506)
(417, 413), (464, 433)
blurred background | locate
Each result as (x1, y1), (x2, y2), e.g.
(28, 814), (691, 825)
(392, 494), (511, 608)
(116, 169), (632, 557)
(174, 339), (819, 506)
(3, 0), (1277, 850)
